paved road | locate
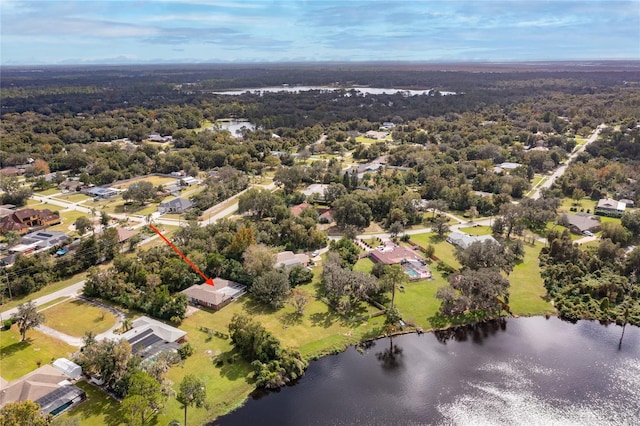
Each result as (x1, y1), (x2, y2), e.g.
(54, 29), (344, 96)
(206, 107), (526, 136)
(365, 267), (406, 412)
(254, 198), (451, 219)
(531, 124), (605, 199)
(1, 281), (85, 320)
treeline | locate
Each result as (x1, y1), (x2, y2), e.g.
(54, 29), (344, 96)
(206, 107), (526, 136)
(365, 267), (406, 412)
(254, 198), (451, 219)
(540, 222), (640, 326)
(5, 229), (119, 297)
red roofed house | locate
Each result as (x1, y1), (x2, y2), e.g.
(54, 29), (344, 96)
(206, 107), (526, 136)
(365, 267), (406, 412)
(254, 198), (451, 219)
(290, 202), (312, 216)
(0, 208), (60, 235)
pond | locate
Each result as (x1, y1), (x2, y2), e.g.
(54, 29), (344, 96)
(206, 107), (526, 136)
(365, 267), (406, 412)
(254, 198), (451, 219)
(214, 317), (640, 425)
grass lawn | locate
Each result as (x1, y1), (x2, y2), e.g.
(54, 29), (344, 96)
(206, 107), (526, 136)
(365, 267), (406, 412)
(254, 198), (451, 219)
(26, 199), (47, 207)
(48, 209), (89, 233)
(54, 193), (91, 203)
(154, 279), (382, 425)
(458, 225), (492, 236)
(559, 197), (596, 214)
(0, 326), (76, 381)
(395, 276), (444, 329)
(507, 242), (555, 316)
(36, 297), (69, 311)
(42, 299), (117, 337)
(353, 257), (375, 273)
(1, 272), (87, 312)
(62, 381), (123, 426)
(112, 176), (176, 190)
(408, 232), (460, 268)
(35, 188), (60, 196)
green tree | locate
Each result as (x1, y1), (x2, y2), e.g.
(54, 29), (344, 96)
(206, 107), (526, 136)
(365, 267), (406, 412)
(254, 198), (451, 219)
(3, 231), (21, 247)
(12, 301), (44, 341)
(100, 211), (111, 228)
(380, 265), (406, 310)
(242, 244), (275, 277)
(332, 194), (372, 230)
(121, 371), (165, 426)
(250, 270), (290, 309)
(176, 375), (207, 426)
(290, 288), (309, 315)
(0, 400), (51, 426)
(74, 216), (93, 236)
(122, 181), (156, 205)
(432, 215), (449, 238)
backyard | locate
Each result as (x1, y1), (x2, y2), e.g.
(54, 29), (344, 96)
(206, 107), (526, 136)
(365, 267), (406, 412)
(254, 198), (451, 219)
(0, 326), (76, 381)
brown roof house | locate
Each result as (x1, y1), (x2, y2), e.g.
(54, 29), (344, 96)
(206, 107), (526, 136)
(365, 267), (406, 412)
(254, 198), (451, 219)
(182, 278), (246, 311)
(558, 212), (601, 234)
(369, 244), (432, 280)
(290, 202), (312, 216)
(0, 208), (60, 235)
(0, 363), (85, 416)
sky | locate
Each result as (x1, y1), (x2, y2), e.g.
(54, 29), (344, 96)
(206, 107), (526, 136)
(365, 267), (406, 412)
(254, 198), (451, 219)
(1, 0), (639, 65)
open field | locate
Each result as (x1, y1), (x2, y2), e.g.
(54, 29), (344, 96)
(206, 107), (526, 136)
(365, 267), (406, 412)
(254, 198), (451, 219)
(408, 232), (461, 268)
(48, 209), (89, 233)
(42, 299), (117, 337)
(0, 326), (76, 381)
(54, 193), (91, 203)
(111, 176), (177, 190)
(353, 257), (376, 273)
(508, 243), (555, 316)
(35, 188), (60, 196)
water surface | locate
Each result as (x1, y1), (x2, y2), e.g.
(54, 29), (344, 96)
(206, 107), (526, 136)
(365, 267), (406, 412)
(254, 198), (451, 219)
(214, 317), (640, 425)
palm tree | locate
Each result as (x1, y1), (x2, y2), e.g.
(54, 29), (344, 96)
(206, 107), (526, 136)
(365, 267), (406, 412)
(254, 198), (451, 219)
(121, 318), (132, 333)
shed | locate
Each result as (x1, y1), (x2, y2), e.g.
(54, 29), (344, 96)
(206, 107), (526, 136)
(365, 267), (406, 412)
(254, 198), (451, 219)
(52, 358), (82, 380)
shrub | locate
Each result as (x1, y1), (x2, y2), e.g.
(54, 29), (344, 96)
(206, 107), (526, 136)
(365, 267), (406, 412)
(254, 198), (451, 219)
(3, 319), (13, 330)
(178, 342), (194, 360)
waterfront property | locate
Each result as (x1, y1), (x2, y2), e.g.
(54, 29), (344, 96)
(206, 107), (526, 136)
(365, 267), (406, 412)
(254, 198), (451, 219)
(369, 244), (431, 280)
(121, 316), (187, 362)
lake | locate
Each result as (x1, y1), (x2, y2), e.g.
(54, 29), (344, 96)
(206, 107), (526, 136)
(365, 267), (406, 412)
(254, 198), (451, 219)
(214, 317), (640, 425)
(211, 86), (457, 96)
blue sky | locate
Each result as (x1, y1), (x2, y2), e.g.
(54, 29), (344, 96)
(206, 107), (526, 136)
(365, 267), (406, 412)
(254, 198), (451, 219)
(1, 0), (639, 65)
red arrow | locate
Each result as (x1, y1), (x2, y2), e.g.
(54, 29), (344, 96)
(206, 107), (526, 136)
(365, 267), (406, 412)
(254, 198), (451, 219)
(149, 224), (214, 286)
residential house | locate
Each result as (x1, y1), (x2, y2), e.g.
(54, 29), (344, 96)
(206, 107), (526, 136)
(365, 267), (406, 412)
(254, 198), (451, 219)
(493, 162), (523, 174)
(180, 176), (201, 186)
(275, 251), (310, 269)
(290, 202), (312, 216)
(447, 231), (498, 250)
(116, 227), (138, 244)
(619, 198), (635, 208)
(368, 244), (431, 280)
(121, 316), (187, 362)
(0, 167), (25, 176)
(301, 184), (330, 201)
(158, 197), (193, 214)
(58, 180), (84, 192)
(148, 133), (173, 143)
(83, 187), (119, 199)
(0, 364), (86, 416)
(0, 208), (61, 235)
(9, 231), (69, 256)
(182, 278), (246, 311)
(560, 212), (601, 234)
(595, 198), (626, 217)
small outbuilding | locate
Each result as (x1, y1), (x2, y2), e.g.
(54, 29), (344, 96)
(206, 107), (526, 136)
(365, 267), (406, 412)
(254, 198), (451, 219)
(52, 358), (82, 380)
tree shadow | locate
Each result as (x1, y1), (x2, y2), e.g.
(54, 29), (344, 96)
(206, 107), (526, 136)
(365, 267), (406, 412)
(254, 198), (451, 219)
(0, 339), (31, 359)
(433, 317), (507, 346)
(241, 299), (276, 316)
(309, 311), (335, 328)
(215, 350), (254, 384)
(280, 311), (303, 326)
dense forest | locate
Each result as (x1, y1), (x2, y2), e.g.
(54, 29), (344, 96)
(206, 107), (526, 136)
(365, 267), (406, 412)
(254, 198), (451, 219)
(2, 63), (640, 326)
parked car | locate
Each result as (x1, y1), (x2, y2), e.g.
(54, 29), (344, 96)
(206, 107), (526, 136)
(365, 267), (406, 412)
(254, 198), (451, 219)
(582, 230), (594, 237)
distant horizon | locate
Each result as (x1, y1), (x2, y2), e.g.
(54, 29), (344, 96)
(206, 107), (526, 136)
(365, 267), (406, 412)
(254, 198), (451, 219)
(1, 1), (638, 66)
(2, 59), (639, 69)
